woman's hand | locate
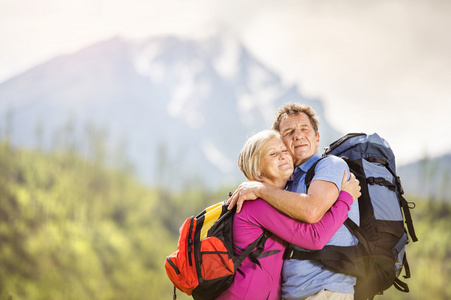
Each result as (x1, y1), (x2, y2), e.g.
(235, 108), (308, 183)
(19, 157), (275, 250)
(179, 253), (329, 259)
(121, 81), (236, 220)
(341, 171), (361, 201)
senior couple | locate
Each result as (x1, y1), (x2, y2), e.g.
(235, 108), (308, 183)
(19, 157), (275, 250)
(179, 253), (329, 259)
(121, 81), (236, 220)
(218, 103), (361, 300)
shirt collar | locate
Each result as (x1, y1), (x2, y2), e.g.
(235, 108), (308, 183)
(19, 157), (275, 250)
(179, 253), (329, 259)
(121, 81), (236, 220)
(294, 153), (322, 174)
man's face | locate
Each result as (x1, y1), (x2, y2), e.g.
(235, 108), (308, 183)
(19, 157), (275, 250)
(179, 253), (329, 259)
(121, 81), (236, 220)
(278, 113), (320, 167)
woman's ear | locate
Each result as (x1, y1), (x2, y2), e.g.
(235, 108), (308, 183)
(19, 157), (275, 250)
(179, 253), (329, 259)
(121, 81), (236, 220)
(256, 170), (263, 180)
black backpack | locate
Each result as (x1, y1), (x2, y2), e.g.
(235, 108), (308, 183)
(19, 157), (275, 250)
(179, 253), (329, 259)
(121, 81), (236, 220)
(283, 133), (418, 300)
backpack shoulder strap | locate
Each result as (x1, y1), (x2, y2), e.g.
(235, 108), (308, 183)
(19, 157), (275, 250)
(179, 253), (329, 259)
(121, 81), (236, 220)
(343, 218), (370, 254)
(233, 229), (271, 270)
(305, 156), (327, 190)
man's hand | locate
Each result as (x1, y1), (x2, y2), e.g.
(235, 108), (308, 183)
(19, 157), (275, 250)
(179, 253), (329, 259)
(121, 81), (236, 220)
(341, 171), (361, 201)
(227, 181), (264, 213)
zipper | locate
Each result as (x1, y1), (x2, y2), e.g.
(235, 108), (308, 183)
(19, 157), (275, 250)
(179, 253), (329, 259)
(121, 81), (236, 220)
(326, 133), (366, 153)
(166, 257), (181, 275)
(187, 217), (194, 266)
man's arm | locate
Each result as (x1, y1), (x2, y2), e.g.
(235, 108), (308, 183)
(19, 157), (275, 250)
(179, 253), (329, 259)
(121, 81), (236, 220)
(227, 179), (339, 223)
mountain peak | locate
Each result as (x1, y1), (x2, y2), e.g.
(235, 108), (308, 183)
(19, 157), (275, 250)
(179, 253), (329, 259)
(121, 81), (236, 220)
(0, 32), (336, 188)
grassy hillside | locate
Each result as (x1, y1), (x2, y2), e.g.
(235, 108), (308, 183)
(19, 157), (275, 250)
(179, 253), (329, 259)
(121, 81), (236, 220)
(383, 198), (451, 299)
(0, 140), (450, 299)
(0, 141), (179, 299)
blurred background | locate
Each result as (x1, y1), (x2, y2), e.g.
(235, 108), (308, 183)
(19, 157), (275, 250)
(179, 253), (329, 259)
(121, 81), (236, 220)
(0, 0), (450, 299)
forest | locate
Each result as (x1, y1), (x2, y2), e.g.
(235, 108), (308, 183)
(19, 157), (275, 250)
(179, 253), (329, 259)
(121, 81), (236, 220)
(0, 139), (450, 300)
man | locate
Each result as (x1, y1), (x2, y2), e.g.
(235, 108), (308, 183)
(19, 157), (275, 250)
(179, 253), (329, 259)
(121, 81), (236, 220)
(228, 103), (359, 300)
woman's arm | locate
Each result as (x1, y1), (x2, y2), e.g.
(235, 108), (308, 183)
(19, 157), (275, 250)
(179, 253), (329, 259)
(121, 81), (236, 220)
(244, 172), (360, 250)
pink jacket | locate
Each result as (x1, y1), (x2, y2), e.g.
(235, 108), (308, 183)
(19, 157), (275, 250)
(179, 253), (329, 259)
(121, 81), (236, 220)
(216, 191), (353, 300)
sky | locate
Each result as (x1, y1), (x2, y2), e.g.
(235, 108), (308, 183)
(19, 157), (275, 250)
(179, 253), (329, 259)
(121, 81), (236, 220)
(1, 0), (450, 166)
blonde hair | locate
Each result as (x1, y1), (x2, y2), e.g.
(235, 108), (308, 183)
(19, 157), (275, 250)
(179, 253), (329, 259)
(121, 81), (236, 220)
(272, 103), (319, 134)
(238, 130), (281, 181)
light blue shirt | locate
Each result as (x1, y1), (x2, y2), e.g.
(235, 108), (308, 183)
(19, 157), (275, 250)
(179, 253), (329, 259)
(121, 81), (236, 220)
(282, 153), (360, 299)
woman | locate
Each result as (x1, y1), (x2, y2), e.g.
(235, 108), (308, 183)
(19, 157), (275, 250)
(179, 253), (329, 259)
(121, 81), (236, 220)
(216, 130), (360, 300)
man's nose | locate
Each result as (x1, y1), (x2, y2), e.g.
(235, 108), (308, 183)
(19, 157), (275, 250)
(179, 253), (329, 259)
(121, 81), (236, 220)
(294, 129), (303, 140)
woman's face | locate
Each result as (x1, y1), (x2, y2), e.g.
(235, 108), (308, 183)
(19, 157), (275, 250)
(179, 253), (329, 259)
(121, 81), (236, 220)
(258, 136), (294, 188)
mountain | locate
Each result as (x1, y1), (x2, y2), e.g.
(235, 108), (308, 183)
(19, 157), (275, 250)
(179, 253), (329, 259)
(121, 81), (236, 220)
(0, 32), (341, 188)
(398, 153), (451, 202)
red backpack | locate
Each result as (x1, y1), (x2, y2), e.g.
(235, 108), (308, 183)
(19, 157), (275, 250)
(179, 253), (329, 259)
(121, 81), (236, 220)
(165, 201), (269, 300)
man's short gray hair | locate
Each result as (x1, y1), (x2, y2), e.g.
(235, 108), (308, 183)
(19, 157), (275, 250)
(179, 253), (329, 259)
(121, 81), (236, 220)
(272, 103), (319, 134)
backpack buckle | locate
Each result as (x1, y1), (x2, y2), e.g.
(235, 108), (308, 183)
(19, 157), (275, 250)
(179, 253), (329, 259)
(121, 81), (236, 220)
(373, 177), (384, 185)
(283, 247), (295, 260)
